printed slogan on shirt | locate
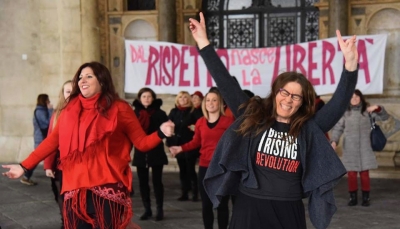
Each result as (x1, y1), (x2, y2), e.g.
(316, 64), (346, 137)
(255, 128), (300, 173)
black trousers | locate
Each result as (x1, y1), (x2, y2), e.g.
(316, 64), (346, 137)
(50, 170), (63, 220)
(136, 165), (164, 209)
(199, 166), (230, 229)
(176, 152), (198, 197)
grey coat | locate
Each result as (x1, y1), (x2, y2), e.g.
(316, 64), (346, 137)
(330, 105), (389, 171)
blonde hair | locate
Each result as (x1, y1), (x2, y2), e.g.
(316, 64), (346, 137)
(202, 91), (225, 120)
(175, 91), (194, 110)
(52, 80), (72, 130)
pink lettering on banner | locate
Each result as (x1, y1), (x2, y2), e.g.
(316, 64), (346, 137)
(273, 42), (337, 85)
(179, 46), (190, 86)
(307, 42), (319, 85)
(130, 45), (148, 63)
(322, 41), (335, 85)
(292, 44), (307, 75)
(230, 48), (276, 66)
(145, 45), (202, 87)
(146, 46), (160, 85)
(242, 69), (262, 86)
(357, 39), (371, 83)
(336, 38), (372, 84)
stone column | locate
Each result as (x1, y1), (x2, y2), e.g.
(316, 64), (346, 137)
(328, 0), (348, 37)
(81, 0), (101, 62)
(158, 0), (177, 42)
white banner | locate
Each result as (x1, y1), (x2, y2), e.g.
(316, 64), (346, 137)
(125, 34), (387, 97)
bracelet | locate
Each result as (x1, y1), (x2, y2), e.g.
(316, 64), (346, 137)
(19, 163), (28, 173)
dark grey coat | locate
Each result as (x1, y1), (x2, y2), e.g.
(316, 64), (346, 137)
(330, 105), (389, 171)
(198, 44), (358, 229)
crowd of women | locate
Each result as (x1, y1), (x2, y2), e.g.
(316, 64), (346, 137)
(1, 12), (391, 229)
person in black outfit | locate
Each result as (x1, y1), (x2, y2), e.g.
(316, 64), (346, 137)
(132, 87), (169, 221)
(167, 91), (199, 201)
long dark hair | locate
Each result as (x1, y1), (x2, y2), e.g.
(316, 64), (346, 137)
(237, 72), (316, 138)
(68, 62), (119, 116)
(36, 94), (49, 106)
(350, 89), (368, 115)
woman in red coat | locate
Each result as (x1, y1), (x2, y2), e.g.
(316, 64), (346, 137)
(2, 62), (174, 229)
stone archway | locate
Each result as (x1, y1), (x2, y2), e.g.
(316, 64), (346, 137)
(367, 8), (400, 96)
(124, 19), (157, 41)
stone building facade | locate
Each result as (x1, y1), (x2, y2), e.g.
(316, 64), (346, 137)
(0, 0), (399, 168)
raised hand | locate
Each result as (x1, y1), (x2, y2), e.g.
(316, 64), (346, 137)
(160, 120), (175, 137)
(2, 164), (24, 179)
(336, 30), (358, 71)
(189, 12), (210, 49)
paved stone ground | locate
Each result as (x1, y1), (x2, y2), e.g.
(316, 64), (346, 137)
(0, 165), (399, 229)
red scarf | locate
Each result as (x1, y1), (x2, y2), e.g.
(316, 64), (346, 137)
(58, 93), (118, 167)
(138, 109), (155, 132)
(177, 105), (190, 111)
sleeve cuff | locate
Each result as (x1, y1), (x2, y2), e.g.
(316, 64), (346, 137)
(157, 129), (167, 139)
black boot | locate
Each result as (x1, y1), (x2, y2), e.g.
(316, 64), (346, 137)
(177, 190), (189, 201)
(361, 191), (370, 207)
(348, 191), (358, 206)
(139, 201), (152, 220)
(155, 186), (164, 221)
(155, 205), (164, 221)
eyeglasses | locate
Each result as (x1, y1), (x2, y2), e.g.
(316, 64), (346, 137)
(278, 88), (303, 101)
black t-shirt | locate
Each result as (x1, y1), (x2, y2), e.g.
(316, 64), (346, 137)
(239, 121), (303, 200)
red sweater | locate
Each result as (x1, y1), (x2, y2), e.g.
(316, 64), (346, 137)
(22, 100), (161, 193)
(181, 115), (234, 167)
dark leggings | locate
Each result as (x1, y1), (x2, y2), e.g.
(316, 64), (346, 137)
(176, 152), (198, 196)
(137, 165), (164, 207)
(199, 166), (230, 229)
(50, 171), (64, 218)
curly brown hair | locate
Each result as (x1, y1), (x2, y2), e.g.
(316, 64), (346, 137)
(237, 72), (316, 138)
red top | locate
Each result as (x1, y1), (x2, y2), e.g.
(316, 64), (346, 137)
(181, 115), (234, 167)
(22, 100), (161, 194)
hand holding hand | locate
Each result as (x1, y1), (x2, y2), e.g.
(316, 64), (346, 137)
(189, 12), (210, 49)
(366, 105), (379, 113)
(169, 146), (183, 157)
(160, 120), (175, 137)
(45, 169), (55, 178)
(2, 164), (25, 179)
(336, 30), (358, 72)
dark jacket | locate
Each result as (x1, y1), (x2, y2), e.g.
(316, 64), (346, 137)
(33, 105), (53, 148)
(131, 99), (168, 167)
(167, 106), (198, 159)
(199, 45), (358, 229)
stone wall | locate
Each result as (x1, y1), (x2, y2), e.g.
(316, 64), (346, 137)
(0, 0), (82, 163)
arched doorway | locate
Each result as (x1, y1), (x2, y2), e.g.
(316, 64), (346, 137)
(124, 19), (157, 40)
(367, 8), (400, 94)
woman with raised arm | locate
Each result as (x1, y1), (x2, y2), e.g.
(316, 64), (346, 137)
(188, 12), (359, 229)
(2, 62), (174, 229)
